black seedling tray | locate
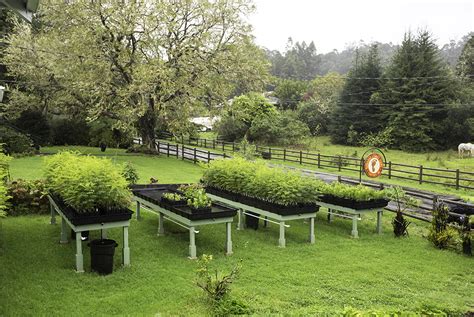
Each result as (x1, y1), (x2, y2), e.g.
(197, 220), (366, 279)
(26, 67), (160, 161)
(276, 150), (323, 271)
(171, 202), (237, 221)
(319, 195), (389, 210)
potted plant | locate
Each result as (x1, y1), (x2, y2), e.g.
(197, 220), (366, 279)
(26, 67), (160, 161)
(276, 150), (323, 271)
(201, 158), (321, 215)
(318, 182), (389, 209)
(178, 184), (212, 213)
(44, 152), (132, 274)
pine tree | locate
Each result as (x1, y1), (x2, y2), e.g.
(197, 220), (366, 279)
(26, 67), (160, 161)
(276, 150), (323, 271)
(329, 44), (382, 145)
(376, 31), (457, 151)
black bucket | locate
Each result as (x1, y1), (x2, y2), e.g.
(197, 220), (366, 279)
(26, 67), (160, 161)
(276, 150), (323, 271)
(88, 239), (118, 275)
(245, 212), (259, 230)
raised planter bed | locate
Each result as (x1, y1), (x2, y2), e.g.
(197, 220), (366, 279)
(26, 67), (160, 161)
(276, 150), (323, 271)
(205, 186), (319, 216)
(171, 202), (236, 221)
(318, 195), (389, 210)
(50, 193), (133, 226)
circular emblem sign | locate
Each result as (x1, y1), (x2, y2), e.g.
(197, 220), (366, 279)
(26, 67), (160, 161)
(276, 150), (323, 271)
(364, 153), (384, 178)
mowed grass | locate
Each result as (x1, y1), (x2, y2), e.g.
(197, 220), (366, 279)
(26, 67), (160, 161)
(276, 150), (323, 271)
(1, 148), (473, 315)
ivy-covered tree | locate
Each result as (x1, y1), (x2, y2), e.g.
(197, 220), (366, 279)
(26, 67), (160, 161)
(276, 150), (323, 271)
(375, 31), (458, 151)
(329, 44), (383, 145)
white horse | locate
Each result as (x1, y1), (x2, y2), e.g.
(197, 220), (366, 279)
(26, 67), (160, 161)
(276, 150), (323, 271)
(458, 143), (474, 158)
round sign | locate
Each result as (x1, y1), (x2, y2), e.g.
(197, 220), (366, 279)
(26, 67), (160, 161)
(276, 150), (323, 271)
(364, 153), (384, 178)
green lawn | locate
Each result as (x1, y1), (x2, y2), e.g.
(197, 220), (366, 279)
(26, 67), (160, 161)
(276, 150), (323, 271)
(1, 148), (473, 315)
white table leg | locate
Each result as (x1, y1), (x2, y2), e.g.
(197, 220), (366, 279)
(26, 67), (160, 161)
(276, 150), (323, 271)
(327, 209), (333, 223)
(237, 209), (244, 230)
(123, 226), (130, 267)
(309, 217), (315, 244)
(226, 222), (233, 256)
(101, 229), (107, 239)
(158, 212), (165, 236)
(351, 215), (359, 238)
(75, 232), (84, 273)
(189, 226), (197, 259)
(60, 218), (68, 244)
(279, 221), (286, 248)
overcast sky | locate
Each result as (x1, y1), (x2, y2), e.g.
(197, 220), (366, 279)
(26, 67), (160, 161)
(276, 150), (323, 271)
(248, 0), (473, 53)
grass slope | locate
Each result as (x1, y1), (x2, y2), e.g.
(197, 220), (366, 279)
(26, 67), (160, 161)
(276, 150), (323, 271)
(1, 148), (473, 315)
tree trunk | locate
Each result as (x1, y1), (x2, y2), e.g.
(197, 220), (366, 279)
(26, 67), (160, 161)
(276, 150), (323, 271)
(138, 97), (157, 149)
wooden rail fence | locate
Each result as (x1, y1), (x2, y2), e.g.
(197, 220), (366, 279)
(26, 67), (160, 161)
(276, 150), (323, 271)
(155, 133), (474, 191)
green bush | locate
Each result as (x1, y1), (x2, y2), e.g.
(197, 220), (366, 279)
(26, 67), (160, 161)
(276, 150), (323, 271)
(122, 162), (139, 185)
(214, 115), (248, 142)
(50, 118), (90, 145)
(428, 203), (458, 249)
(14, 110), (51, 145)
(7, 179), (49, 216)
(0, 126), (34, 155)
(44, 152), (131, 212)
(0, 151), (12, 217)
(88, 119), (133, 148)
(320, 182), (386, 201)
(202, 158), (323, 206)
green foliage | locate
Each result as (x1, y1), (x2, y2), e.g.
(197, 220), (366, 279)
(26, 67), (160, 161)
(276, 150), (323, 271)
(195, 254), (242, 302)
(162, 192), (184, 202)
(178, 184), (212, 209)
(13, 110), (51, 145)
(329, 44), (383, 145)
(0, 150), (12, 217)
(237, 137), (256, 160)
(358, 127), (394, 148)
(274, 78), (308, 110)
(228, 93), (277, 125)
(121, 162), (139, 185)
(126, 144), (159, 155)
(428, 203), (458, 249)
(50, 118), (91, 146)
(43, 152), (131, 212)
(202, 158), (323, 206)
(88, 119), (133, 148)
(385, 186), (420, 237)
(0, 126), (34, 155)
(6, 179), (48, 216)
(322, 182), (387, 201)
(213, 115), (248, 142)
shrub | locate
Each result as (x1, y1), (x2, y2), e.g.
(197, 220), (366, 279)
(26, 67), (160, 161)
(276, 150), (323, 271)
(428, 203), (458, 249)
(122, 162), (139, 185)
(88, 120), (133, 148)
(50, 118), (90, 145)
(178, 184), (212, 209)
(14, 110), (51, 145)
(0, 151), (12, 217)
(214, 115), (248, 142)
(202, 158), (323, 206)
(7, 179), (49, 216)
(321, 182), (386, 201)
(44, 152), (131, 212)
(0, 126), (34, 155)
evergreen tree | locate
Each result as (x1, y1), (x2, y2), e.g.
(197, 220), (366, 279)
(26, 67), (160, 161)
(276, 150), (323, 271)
(329, 44), (382, 145)
(376, 31), (457, 151)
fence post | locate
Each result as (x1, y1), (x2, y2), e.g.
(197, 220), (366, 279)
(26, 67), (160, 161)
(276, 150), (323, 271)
(269, 147), (272, 160)
(299, 151), (302, 164)
(194, 148), (197, 164)
(167, 143), (170, 157)
(232, 142), (235, 152)
(338, 155), (342, 171)
(317, 153), (321, 168)
(176, 144), (179, 159)
(204, 139), (207, 148)
(432, 195), (438, 211)
(388, 161), (392, 179)
(222, 142), (225, 152)
(213, 140), (216, 149)
(181, 136), (184, 145)
(181, 145), (184, 160)
(283, 149), (286, 161)
(419, 165), (423, 184)
(455, 169), (460, 190)
(157, 141), (160, 154)
(208, 151), (211, 163)
(337, 175), (342, 183)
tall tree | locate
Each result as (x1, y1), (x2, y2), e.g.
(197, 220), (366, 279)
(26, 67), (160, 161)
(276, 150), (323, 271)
(375, 31), (457, 151)
(2, 0), (269, 147)
(329, 44), (383, 145)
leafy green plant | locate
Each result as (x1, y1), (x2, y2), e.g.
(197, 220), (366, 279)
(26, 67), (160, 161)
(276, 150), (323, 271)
(0, 149), (12, 217)
(44, 152), (131, 213)
(428, 203), (458, 249)
(178, 184), (211, 209)
(195, 254), (242, 302)
(162, 192), (184, 202)
(202, 158), (323, 206)
(7, 179), (49, 216)
(122, 162), (139, 185)
(385, 186), (420, 237)
(321, 182), (386, 201)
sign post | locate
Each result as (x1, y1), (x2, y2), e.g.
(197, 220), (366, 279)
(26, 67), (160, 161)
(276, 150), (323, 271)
(359, 148), (386, 183)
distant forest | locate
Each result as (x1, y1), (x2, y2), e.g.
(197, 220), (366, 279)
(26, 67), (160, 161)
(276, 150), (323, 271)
(265, 33), (473, 79)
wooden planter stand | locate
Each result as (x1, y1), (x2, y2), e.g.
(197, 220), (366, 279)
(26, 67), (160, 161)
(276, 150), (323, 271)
(133, 195), (234, 260)
(317, 201), (384, 238)
(206, 193), (317, 248)
(48, 195), (131, 273)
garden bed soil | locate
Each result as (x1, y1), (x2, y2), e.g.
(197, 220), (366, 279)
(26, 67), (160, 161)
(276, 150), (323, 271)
(50, 194), (133, 226)
(318, 195), (389, 210)
(205, 186), (319, 216)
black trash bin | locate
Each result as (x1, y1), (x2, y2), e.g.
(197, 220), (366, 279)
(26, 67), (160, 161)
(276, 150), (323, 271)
(88, 239), (118, 275)
(245, 212), (259, 230)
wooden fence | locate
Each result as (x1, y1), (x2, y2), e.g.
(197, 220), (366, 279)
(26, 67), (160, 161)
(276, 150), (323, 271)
(156, 134), (474, 191)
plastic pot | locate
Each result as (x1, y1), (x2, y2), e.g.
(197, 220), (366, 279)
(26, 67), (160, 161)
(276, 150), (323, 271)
(245, 212), (259, 230)
(88, 239), (118, 275)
